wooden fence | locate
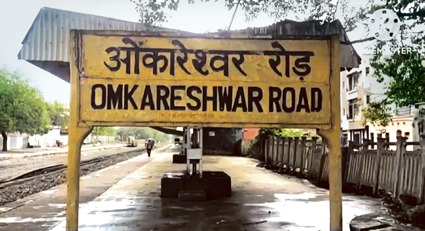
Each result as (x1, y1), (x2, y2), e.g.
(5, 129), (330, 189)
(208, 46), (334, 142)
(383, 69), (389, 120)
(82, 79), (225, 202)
(263, 135), (425, 203)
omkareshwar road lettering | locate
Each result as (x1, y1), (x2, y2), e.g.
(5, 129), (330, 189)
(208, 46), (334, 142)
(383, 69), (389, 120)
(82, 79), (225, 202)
(90, 84), (323, 113)
(103, 38), (315, 80)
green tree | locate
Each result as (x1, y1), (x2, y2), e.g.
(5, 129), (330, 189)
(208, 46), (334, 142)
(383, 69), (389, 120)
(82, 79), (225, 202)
(371, 50), (425, 107)
(132, 0), (365, 30)
(115, 127), (156, 141)
(46, 101), (69, 131)
(362, 101), (392, 127)
(247, 128), (305, 160)
(0, 68), (50, 151)
(274, 128), (305, 137)
(133, 0), (423, 35)
(257, 128), (305, 139)
(92, 127), (116, 142)
(115, 127), (175, 143)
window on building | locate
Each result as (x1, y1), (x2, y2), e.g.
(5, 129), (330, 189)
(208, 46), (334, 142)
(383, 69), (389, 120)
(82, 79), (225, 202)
(366, 95), (370, 104)
(366, 67), (370, 75)
(348, 73), (359, 91)
(347, 99), (360, 120)
(405, 132), (410, 139)
(353, 133), (360, 145)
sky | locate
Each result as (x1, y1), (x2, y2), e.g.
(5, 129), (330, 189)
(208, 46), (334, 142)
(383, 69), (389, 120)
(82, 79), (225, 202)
(0, 0), (373, 105)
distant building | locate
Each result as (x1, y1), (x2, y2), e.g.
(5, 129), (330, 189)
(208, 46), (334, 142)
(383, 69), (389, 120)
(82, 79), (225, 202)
(340, 54), (423, 146)
(243, 128), (260, 141)
(241, 128), (260, 156)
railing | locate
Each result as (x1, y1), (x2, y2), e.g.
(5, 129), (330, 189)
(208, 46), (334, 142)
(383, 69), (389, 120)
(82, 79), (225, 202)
(262, 136), (425, 203)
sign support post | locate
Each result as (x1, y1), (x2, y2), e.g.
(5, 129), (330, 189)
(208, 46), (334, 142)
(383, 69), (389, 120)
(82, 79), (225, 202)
(66, 125), (92, 231)
(66, 31), (93, 231)
(317, 35), (342, 231)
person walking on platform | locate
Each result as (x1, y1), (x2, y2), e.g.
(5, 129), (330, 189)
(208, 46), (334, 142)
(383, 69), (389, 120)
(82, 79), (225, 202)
(145, 138), (155, 157)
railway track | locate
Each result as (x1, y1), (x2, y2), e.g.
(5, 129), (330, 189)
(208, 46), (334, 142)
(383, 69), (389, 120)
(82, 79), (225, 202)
(0, 148), (147, 205)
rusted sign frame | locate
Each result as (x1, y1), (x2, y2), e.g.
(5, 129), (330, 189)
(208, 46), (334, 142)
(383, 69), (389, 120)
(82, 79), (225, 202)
(67, 30), (341, 231)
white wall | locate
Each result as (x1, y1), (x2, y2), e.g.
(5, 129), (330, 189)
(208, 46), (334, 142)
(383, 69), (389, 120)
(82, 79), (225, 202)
(0, 128), (116, 151)
(0, 134), (28, 150)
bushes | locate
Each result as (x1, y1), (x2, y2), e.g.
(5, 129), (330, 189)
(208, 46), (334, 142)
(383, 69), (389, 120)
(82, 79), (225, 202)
(246, 128), (305, 161)
(381, 191), (425, 228)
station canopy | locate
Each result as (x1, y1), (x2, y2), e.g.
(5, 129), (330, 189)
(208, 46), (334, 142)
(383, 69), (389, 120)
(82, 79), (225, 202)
(18, 7), (361, 83)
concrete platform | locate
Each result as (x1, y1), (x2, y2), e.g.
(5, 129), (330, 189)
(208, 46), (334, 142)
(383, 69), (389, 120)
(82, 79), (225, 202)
(45, 152), (383, 231)
(0, 146), (170, 231)
(0, 144), (385, 231)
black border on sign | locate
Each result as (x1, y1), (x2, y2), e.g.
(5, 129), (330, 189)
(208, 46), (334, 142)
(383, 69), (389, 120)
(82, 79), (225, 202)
(73, 29), (336, 129)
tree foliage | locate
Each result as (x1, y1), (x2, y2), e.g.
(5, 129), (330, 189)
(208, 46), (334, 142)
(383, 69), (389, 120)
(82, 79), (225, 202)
(92, 127), (116, 137)
(0, 68), (50, 151)
(132, 0), (365, 30)
(246, 128), (305, 159)
(46, 101), (69, 130)
(116, 127), (173, 143)
(362, 101), (392, 127)
(371, 50), (425, 107)
(257, 128), (305, 140)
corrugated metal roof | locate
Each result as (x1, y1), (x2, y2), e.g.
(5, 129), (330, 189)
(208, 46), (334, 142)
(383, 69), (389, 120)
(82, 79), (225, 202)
(18, 7), (147, 62)
(229, 20), (361, 69)
(18, 8), (360, 82)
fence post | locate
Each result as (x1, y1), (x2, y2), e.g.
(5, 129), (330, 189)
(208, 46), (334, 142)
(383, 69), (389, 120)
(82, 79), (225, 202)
(282, 137), (287, 171)
(279, 137), (285, 172)
(419, 135), (425, 203)
(270, 137), (275, 169)
(357, 139), (369, 190)
(308, 137), (319, 175)
(293, 137), (300, 174)
(261, 138), (265, 162)
(275, 137), (280, 169)
(264, 138), (269, 167)
(300, 136), (307, 176)
(373, 135), (385, 195)
(393, 136), (407, 197)
(288, 137), (293, 172)
(344, 141), (354, 186)
(317, 142), (326, 184)
(271, 137), (275, 168)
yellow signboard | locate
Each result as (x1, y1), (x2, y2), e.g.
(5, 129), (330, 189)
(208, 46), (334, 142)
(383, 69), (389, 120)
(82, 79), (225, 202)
(76, 32), (333, 128)
(68, 31), (342, 231)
